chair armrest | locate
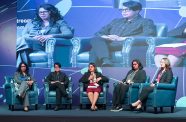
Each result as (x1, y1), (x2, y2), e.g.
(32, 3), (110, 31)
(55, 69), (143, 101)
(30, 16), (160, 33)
(79, 82), (84, 92)
(44, 82), (49, 92)
(32, 82), (38, 92)
(71, 37), (92, 54)
(45, 38), (56, 53)
(67, 81), (72, 93)
(4, 83), (15, 95)
(120, 36), (150, 67)
(140, 83), (151, 88)
(71, 37), (92, 67)
(55, 38), (72, 46)
(131, 83), (140, 88)
(4, 83), (14, 89)
(45, 38), (56, 67)
(102, 83), (109, 92)
(103, 83), (109, 88)
(155, 83), (176, 90)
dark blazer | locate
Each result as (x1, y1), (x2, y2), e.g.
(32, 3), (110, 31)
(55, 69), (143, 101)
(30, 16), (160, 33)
(79, 71), (109, 89)
(46, 71), (69, 87)
(122, 69), (146, 83)
(154, 69), (173, 84)
(95, 15), (156, 37)
(139, 68), (173, 102)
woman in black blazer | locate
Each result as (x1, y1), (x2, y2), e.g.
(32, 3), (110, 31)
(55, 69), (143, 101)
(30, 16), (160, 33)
(79, 63), (109, 111)
(131, 58), (173, 110)
(111, 59), (146, 112)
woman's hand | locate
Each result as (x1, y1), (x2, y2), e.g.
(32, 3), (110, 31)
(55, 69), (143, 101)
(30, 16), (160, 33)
(101, 35), (126, 41)
(118, 81), (123, 84)
(96, 77), (102, 82)
(33, 35), (53, 43)
(88, 75), (94, 81)
(51, 81), (56, 84)
(101, 35), (116, 41)
(150, 83), (155, 87)
(27, 80), (34, 86)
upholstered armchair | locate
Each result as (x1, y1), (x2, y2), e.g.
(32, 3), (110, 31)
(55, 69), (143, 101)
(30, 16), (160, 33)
(140, 76), (178, 113)
(79, 82), (109, 109)
(113, 76), (150, 105)
(79, 67), (109, 109)
(17, 27), (74, 68)
(30, 37), (74, 68)
(4, 76), (38, 111)
(44, 77), (72, 109)
(29, 38), (56, 68)
(71, 23), (168, 67)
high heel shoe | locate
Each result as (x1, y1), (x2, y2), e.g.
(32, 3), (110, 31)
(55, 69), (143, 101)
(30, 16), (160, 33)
(135, 105), (143, 112)
(24, 106), (29, 112)
(129, 104), (136, 110)
(135, 107), (143, 112)
(90, 106), (95, 111)
(94, 106), (98, 111)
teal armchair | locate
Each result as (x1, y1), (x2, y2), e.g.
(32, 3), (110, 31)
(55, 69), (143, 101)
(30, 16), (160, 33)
(44, 77), (72, 109)
(71, 23), (168, 67)
(4, 76), (38, 111)
(140, 76), (178, 113)
(79, 67), (109, 109)
(79, 82), (109, 109)
(113, 76), (150, 105)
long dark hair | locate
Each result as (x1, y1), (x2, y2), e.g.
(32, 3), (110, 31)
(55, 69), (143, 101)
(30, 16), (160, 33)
(131, 59), (143, 70)
(16, 62), (29, 75)
(35, 4), (62, 22)
(88, 62), (98, 73)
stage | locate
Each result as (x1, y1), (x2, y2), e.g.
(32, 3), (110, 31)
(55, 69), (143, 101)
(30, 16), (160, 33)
(0, 105), (186, 122)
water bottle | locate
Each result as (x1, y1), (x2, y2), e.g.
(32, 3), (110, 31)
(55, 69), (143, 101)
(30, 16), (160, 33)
(10, 79), (14, 84)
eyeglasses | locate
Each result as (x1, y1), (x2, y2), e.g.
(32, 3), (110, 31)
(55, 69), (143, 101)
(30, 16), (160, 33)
(133, 63), (138, 65)
(54, 66), (60, 69)
(120, 8), (131, 12)
(39, 10), (49, 14)
(21, 65), (26, 67)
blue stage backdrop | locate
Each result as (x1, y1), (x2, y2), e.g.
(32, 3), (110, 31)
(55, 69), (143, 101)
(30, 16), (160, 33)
(0, 0), (186, 106)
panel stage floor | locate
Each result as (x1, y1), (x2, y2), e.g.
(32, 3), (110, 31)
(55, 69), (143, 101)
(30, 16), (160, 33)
(0, 105), (186, 122)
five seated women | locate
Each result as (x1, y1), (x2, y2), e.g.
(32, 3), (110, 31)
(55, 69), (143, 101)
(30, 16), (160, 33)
(9, 58), (174, 112)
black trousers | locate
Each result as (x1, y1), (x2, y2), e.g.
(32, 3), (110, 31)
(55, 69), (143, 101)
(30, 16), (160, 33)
(139, 86), (154, 102)
(112, 83), (130, 106)
(49, 82), (68, 105)
(90, 36), (123, 65)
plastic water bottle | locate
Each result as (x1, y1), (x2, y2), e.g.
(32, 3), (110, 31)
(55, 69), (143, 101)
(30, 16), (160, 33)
(10, 79), (14, 83)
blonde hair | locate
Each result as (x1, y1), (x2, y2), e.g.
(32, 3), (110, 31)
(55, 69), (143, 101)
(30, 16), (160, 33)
(161, 58), (171, 69)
